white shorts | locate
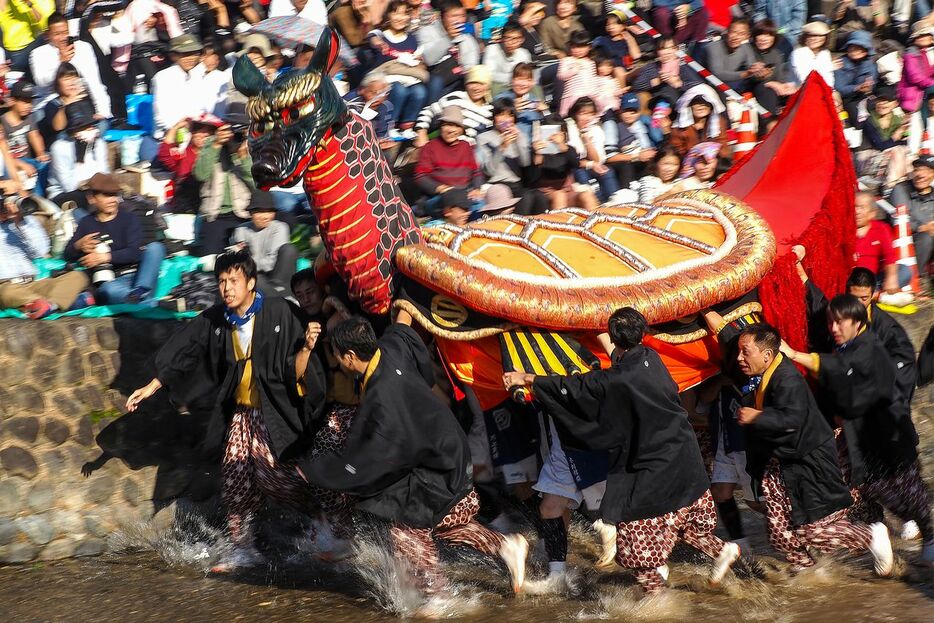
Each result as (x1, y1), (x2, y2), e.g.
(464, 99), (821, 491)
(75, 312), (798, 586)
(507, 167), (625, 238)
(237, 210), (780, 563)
(711, 442), (755, 501)
(533, 418), (605, 511)
(468, 410), (495, 483)
(498, 453), (540, 486)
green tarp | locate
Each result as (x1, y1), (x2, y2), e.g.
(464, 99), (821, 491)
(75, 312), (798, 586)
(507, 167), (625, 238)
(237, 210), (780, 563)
(0, 256), (312, 320)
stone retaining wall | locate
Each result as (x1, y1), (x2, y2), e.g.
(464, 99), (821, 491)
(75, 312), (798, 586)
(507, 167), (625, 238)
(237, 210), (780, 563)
(0, 318), (219, 563)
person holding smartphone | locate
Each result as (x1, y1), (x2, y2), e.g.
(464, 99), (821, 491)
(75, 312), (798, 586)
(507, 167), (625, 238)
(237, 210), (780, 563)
(476, 98), (547, 215)
(29, 12), (112, 118)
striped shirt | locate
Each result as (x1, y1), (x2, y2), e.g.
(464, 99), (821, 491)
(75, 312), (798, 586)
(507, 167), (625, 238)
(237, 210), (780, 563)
(556, 57), (600, 117)
(415, 91), (493, 141)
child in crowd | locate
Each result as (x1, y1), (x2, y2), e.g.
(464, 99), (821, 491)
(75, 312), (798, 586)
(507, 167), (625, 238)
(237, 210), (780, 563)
(499, 62), (547, 142)
(1, 81), (49, 196)
(366, 0), (428, 138)
(230, 192), (298, 297)
(670, 141), (723, 192)
(440, 187), (473, 226)
(631, 145), (683, 203)
(592, 10), (643, 86)
(604, 92), (657, 190)
(593, 52), (624, 114)
(531, 118), (598, 211)
(557, 30), (600, 117)
(567, 96), (619, 202)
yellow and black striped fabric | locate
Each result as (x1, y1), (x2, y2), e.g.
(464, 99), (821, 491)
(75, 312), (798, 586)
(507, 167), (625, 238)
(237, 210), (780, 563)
(499, 329), (600, 402)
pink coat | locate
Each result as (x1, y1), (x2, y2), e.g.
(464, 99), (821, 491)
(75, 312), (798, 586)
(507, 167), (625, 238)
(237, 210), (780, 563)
(897, 48), (934, 113)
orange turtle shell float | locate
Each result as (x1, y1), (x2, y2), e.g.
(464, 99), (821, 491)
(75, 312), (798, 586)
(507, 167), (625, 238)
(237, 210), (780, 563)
(395, 189), (776, 336)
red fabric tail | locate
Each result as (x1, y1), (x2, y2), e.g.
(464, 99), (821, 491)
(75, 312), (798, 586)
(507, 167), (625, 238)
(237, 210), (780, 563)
(717, 76), (856, 351)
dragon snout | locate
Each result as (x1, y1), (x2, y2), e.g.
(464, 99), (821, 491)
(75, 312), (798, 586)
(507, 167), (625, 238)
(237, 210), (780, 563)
(251, 160), (283, 189)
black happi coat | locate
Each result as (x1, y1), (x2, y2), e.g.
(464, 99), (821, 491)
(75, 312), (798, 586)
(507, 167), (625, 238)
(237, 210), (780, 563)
(300, 324), (472, 529)
(745, 357), (852, 526)
(816, 331), (917, 483)
(918, 324), (934, 387)
(531, 345), (709, 524)
(806, 281), (918, 422)
(154, 298), (310, 461)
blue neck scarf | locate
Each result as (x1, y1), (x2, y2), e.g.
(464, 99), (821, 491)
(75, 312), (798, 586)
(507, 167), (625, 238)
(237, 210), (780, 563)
(741, 375), (762, 396)
(225, 291), (264, 328)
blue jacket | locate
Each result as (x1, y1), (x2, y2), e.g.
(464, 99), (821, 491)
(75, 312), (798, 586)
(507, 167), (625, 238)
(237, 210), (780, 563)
(835, 56), (877, 97)
(753, 0), (807, 40)
(652, 0), (704, 10)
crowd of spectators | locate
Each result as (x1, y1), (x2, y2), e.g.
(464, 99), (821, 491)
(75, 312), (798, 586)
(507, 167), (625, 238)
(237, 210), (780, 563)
(0, 0), (933, 318)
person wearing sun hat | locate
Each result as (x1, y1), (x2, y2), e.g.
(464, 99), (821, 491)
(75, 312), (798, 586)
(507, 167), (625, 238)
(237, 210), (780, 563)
(790, 20), (834, 87)
(151, 32), (207, 135)
(231, 191), (299, 297)
(415, 105), (485, 217)
(897, 23), (934, 113)
(477, 183), (521, 216)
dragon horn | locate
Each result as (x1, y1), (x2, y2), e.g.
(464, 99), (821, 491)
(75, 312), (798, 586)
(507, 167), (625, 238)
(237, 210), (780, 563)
(232, 54), (268, 97)
(307, 27), (340, 76)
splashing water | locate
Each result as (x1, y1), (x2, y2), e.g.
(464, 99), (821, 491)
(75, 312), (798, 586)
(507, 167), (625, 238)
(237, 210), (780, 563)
(350, 531), (486, 618)
(108, 509), (229, 572)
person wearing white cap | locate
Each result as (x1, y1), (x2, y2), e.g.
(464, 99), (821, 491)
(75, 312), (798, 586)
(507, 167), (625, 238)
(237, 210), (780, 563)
(790, 20), (834, 88)
(897, 23), (934, 113)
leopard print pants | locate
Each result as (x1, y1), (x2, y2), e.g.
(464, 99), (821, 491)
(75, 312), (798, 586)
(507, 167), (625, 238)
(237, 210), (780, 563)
(835, 429), (932, 541)
(861, 461), (934, 542)
(222, 407), (317, 545)
(760, 461), (872, 567)
(615, 490), (725, 594)
(389, 490), (507, 595)
(308, 405), (358, 539)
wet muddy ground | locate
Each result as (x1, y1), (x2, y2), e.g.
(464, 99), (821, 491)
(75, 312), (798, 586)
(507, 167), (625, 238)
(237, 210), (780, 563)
(1, 507), (932, 623)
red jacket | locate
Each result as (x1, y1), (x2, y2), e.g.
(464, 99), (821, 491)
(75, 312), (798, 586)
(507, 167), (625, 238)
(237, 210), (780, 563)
(156, 141), (200, 212)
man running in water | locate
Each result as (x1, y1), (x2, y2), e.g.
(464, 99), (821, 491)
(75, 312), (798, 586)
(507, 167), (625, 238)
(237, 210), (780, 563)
(504, 307), (740, 594)
(298, 310), (528, 605)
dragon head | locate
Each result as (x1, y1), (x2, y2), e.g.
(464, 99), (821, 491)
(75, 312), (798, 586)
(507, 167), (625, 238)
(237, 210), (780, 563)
(233, 28), (346, 190)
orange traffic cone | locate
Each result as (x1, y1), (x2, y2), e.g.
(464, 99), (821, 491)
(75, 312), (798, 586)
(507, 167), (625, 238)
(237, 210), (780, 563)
(921, 130), (931, 156)
(732, 94), (757, 160)
(893, 204), (922, 294)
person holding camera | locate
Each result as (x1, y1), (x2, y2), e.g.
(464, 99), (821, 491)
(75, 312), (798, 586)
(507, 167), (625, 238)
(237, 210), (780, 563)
(157, 113), (223, 214)
(191, 104), (254, 256)
(63, 173), (166, 305)
(0, 194), (90, 318)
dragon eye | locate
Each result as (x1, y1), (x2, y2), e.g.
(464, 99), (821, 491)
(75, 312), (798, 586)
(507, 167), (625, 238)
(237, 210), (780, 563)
(281, 107), (301, 125)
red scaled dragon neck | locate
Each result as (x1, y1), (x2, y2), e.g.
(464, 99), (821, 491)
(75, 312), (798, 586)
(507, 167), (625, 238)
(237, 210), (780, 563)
(303, 112), (422, 315)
